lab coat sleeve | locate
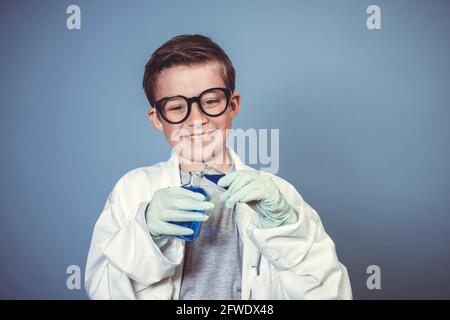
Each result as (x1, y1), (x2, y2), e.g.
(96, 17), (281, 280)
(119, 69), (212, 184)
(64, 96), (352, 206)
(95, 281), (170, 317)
(246, 178), (352, 300)
(84, 176), (183, 300)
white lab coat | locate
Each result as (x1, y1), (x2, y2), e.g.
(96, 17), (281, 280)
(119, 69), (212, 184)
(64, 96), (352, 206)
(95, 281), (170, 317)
(85, 148), (352, 300)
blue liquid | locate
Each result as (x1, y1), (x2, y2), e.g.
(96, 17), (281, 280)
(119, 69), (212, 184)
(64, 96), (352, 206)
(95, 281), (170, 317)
(171, 185), (209, 241)
(203, 173), (226, 185)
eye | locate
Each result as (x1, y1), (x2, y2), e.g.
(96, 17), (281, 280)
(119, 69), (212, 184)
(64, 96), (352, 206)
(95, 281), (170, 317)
(204, 99), (219, 105)
(167, 105), (184, 111)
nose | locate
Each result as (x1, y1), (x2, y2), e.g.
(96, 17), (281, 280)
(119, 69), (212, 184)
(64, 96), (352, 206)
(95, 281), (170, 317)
(186, 102), (208, 127)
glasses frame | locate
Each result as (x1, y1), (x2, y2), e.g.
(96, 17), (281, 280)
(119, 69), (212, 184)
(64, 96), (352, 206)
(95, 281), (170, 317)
(153, 87), (232, 124)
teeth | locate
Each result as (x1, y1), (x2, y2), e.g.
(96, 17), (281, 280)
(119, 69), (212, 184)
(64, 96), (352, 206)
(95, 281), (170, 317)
(180, 130), (217, 139)
(192, 131), (215, 138)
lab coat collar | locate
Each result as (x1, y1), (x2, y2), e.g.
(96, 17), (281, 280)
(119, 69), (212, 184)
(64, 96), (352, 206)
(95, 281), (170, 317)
(166, 146), (247, 174)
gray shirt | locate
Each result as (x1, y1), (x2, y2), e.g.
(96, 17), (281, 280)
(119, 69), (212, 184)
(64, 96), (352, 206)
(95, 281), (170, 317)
(179, 167), (243, 300)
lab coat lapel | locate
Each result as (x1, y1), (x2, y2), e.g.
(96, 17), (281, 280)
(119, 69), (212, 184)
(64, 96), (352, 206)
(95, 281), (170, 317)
(162, 151), (186, 300)
(228, 148), (261, 300)
(165, 151), (182, 187)
(235, 203), (260, 300)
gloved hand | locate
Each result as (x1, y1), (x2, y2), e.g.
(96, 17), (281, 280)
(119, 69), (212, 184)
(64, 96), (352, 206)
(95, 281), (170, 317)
(145, 187), (214, 239)
(218, 170), (297, 228)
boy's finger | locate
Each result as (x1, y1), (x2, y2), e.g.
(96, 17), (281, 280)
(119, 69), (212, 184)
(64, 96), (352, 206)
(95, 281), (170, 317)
(217, 171), (240, 188)
(220, 173), (254, 202)
(173, 198), (215, 211)
(162, 222), (194, 236)
(225, 185), (262, 208)
(165, 210), (209, 222)
(169, 187), (206, 201)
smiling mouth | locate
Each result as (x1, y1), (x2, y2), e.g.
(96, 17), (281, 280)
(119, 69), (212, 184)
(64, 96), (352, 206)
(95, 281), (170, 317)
(182, 129), (219, 139)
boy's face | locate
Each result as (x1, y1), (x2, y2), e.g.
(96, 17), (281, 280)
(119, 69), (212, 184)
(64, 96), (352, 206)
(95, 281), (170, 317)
(148, 62), (240, 163)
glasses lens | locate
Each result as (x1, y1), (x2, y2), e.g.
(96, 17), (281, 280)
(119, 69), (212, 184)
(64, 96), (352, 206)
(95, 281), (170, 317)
(200, 89), (228, 116)
(162, 97), (188, 123)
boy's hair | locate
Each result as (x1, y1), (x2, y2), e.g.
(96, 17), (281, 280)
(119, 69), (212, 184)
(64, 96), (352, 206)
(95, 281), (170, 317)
(142, 34), (235, 105)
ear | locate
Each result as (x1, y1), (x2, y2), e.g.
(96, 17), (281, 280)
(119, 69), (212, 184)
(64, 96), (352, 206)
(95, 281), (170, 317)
(229, 91), (241, 120)
(147, 107), (163, 131)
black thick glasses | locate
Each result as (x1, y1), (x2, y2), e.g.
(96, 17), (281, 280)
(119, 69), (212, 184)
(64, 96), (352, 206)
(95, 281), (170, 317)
(153, 87), (232, 124)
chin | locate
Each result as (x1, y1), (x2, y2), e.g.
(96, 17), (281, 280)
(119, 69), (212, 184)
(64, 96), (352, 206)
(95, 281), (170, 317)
(173, 137), (226, 164)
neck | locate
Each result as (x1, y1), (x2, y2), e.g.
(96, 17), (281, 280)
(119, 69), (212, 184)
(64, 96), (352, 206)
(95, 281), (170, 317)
(178, 148), (233, 173)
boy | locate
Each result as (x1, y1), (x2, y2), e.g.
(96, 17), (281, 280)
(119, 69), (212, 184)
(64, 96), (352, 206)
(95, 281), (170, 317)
(85, 34), (352, 300)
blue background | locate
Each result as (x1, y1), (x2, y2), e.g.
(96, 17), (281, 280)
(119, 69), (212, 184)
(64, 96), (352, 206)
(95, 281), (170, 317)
(1, 0), (449, 299)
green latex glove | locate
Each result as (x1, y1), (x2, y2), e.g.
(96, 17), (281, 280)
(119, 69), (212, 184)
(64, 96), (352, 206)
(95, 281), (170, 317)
(218, 170), (297, 228)
(145, 187), (214, 238)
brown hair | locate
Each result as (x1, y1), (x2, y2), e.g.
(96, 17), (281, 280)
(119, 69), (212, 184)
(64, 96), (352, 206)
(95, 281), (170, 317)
(142, 34), (236, 105)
